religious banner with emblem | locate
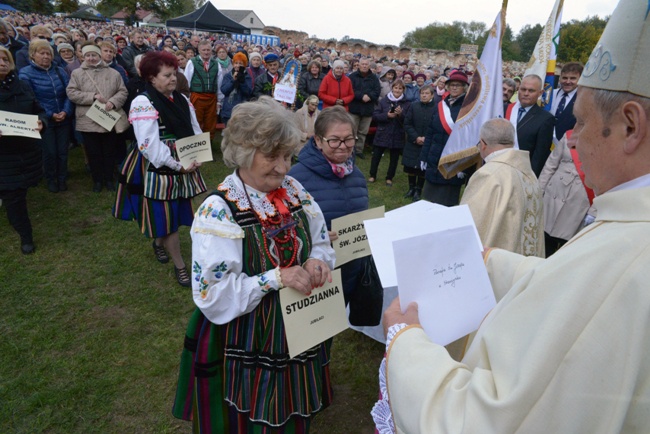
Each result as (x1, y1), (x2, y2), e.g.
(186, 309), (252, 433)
(274, 57), (301, 104)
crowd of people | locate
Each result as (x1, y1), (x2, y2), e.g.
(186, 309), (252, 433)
(3, 3), (649, 432)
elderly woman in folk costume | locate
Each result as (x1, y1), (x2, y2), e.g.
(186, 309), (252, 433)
(419, 70), (469, 206)
(113, 51), (206, 287)
(172, 96), (335, 433)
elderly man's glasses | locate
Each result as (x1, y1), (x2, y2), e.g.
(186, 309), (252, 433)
(320, 136), (356, 149)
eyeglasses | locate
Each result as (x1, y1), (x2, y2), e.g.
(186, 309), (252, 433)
(448, 82), (465, 88)
(37, 36), (52, 41)
(320, 136), (356, 149)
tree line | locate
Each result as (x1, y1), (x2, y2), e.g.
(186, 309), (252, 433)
(3, 0), (204, 22)
(401, 16), (609, 64)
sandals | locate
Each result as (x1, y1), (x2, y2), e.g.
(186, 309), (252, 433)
(152, 240), (170, 264)
(175, 266), (191, 287)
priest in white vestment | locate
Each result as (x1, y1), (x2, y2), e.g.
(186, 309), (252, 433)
(373, 1), (650, 432)
(460, 118), (544, 257)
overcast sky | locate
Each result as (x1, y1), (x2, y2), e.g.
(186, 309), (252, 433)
(211, 0), (614, 46)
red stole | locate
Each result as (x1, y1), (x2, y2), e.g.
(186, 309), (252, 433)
(437, 99), (454, 135)
(505, 102), (515, 120)
(566, 130), (595, 205)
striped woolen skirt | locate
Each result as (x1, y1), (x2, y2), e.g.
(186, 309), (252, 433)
(113, 147), (207, 238)
(172, 294), (333, 433)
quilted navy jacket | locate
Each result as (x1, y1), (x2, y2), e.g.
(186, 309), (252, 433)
(289, 138), (369, 298)
(19, 62), (73, 125)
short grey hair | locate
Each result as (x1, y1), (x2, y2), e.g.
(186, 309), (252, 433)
(522, 74), (543, 90)
(222, 96), (301, 169)
(590, 88), (650, 123)
(503, 78), (516, 89)
(305, 94), (319, 106)
(332, 59), (345, 69)
(134, 54), (144, 70)
(314, 106), (356, 138)
(480, 118), (515, 147)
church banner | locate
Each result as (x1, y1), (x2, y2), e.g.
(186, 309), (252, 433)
(280, 269), (348, 359)
(438, 9), (505, 179)
(274, 57), (301, 104)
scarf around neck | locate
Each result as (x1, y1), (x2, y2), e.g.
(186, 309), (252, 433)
(144, 82), (195, 140)
(387, 91), (404, 102)
(216, 57), (230, 69)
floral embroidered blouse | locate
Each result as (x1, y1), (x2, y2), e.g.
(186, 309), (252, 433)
(191, 172), (335, 325)
(128, 94), (202, 172)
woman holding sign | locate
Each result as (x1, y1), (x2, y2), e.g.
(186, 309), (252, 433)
(113, 51), (206, 288)
(172, 97), (335, 433)
(289, 106), (369, 304)
(0, 46), (45, 254)
(66, 42), (128, 193)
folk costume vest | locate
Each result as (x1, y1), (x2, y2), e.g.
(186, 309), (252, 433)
(190, 57), (219, 93)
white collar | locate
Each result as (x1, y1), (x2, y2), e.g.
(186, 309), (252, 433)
(484, 148), (513, 163)
(607, 173), (650, 194)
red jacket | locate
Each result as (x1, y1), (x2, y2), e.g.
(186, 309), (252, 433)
(318, 71), (354, 110)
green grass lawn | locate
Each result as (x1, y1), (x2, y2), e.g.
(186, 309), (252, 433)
(0, 139), (416, 433)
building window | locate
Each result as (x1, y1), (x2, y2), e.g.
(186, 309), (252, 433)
(250, 17), (254, 24)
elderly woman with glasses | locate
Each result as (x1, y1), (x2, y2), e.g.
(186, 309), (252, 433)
(172, 96), (335, 433)
(289, 105), (369, 304)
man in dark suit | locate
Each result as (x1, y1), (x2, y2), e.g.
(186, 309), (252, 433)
(551, 62), (583, 141)
(509, 74), (555, 177)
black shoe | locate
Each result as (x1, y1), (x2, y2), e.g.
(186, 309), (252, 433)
(412, 188), (421, 202)
(47, 180), (59, 193)
(404, 187), (415, 198)
(105, 181), (115, 192)
(21, 243), (36, 254)
(355, 152), (365, 159)
(175, 266), (191, 287)
(59, 180), (68, 192)
(93, 182), (103, 193)
(152, 240), (170, 264)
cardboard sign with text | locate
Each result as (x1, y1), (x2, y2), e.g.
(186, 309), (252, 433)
(331, 206), (385, 267)
(0, 110), (40, 139)
(175, 132), (213, 169)
(280, 269), (348, 359)
(85, 101), (120, 131)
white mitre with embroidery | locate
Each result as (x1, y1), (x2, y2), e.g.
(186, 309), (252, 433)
(578, 0), (650, 98)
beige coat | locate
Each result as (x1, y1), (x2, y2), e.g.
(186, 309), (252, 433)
(538, 134), (591, 240)
(66, 61), (128, 133)
(387, 186), (650, 433)
(461, 149), (545, 257)
(293, 105), (319, 151)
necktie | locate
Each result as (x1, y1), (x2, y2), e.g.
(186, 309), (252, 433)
(203, 61), (209, 72)
(555, 92), (567, 118)
(517, 107), (526, 123)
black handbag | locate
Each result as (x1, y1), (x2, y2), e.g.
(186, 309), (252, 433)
(348, 256), (384, 327)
